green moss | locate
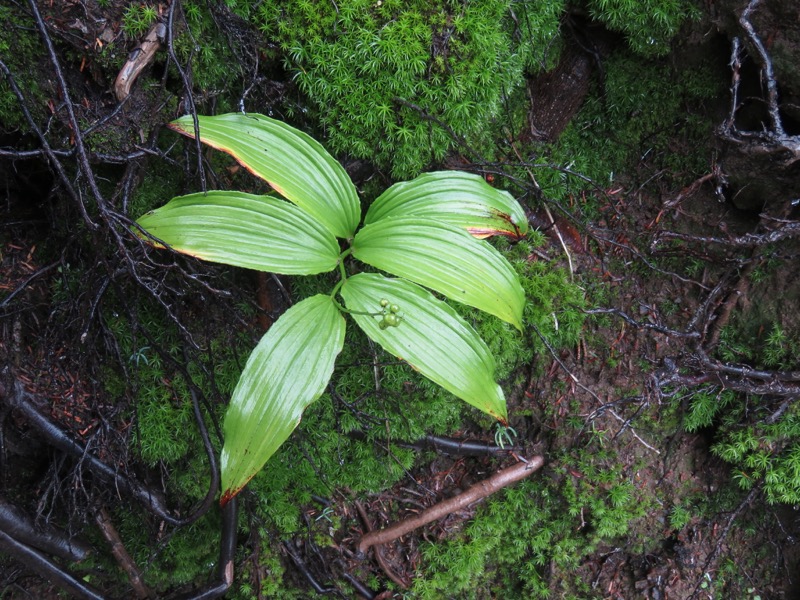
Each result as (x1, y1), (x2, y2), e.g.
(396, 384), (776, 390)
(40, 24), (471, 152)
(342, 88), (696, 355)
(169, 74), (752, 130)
(0, 5), (48, 133)
(531, 50), (723, 212)
(583, 0), (699, 57)
(683, 323), (800, 505)
(249, 0), (563, 178)
(110, 504), (221, 591)
(121, 3), (160, 39)
(453, 234), (585, 395)
(157, 0), (254, 100)
(410, 438), (651, 598)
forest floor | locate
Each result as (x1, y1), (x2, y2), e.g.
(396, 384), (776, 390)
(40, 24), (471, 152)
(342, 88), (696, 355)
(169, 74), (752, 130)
(2, 0), (800, 598)
(5, 162), (798, 599)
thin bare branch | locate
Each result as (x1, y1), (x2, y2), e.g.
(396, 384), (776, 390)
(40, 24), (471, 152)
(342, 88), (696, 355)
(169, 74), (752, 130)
(28, 0), (109, 223)
(654, 221), (800, 248)
(95, 506), (153, 599)
(357, 457), (543, 555)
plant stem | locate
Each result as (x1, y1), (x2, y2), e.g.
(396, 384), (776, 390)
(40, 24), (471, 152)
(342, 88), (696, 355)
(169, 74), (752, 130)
(329, 248), (352, 302)
(338, 248), (352, 281)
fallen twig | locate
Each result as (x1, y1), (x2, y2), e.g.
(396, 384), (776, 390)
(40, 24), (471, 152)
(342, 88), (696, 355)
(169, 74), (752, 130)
(282, 540), (339, 595)
(584, 307), (700, 339)
(95, 506), (152, 599)
(28, 0), (110, 224)
(508, 139), (575, 278)
(115, 22), (166, 102)
(653, 222), (800, 249)
(340, 571), (377, 600)
(357, 457), (544, 556)
(399, 434), (511, 457)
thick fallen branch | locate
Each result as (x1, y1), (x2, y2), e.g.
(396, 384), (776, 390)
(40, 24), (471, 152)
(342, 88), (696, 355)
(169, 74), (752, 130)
(0, 498), (90, 563)
(357, 457), (544, 556)
(0, 529), (104, 600)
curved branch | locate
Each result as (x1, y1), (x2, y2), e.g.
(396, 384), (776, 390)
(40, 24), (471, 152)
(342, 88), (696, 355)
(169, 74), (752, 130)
(169, 498), (237, 600)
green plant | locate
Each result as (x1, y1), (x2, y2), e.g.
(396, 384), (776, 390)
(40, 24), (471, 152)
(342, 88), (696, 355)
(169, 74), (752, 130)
(669, 504), (692, 529)
(122, 3), (159, 39)
(136, 112), (530, 503)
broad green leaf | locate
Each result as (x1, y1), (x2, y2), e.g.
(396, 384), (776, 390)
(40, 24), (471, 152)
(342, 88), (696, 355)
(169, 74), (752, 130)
(352, 217), (525, 330)
(220, 295), (345, 504)
(169, 113), (360, 239)
(365, 171), (528, 239)
(136, 191), (340, 275)
(341, 273), (507, 422)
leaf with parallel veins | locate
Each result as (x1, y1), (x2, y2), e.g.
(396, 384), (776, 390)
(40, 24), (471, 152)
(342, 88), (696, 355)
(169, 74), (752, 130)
(220, 294), (345, 505)
(352, 217), (525, 330)
(365, 171), (528, 239)
(136, 191), (340, 275)
(341, 273), (508, 422)
(169, 113), (361, 239)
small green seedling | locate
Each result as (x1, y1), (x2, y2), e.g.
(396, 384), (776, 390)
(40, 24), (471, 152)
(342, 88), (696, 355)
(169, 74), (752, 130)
(494, 424), (518, 450)
(136, 113), (529, 504)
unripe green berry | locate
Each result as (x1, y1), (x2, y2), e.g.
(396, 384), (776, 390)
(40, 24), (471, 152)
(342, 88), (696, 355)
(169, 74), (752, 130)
(380, 298), (389, 307)
(384, 314), (399, 327)
(390, 304), (400, 314)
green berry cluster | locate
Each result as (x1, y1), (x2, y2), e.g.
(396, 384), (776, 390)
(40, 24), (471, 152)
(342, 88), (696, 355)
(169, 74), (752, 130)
(378, 298), (403, 330)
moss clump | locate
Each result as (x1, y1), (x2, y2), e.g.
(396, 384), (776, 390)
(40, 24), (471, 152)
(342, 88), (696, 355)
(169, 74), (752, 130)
(456, 233), (585, 386)
(685, 324), (800, 505)
(531, 50), (723, 212)
(584, 0), (699, 57)
(250, 0), (563, 178)
(0, 5), (48, 133)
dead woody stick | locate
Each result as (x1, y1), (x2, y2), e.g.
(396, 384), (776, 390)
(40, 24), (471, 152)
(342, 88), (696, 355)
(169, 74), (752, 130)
(95, 506), (153, 599)
(357, 457), (544, 556)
